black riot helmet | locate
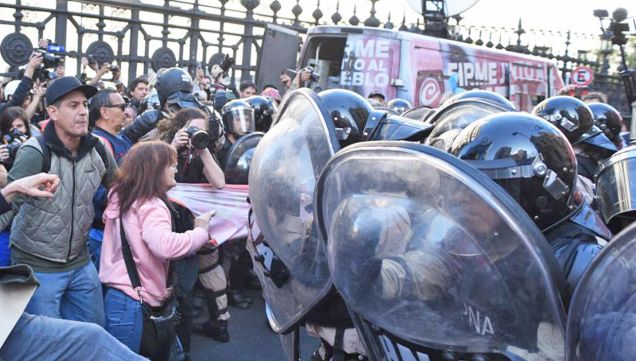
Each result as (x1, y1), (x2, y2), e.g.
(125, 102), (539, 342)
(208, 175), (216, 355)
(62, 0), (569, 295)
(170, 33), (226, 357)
(425, 98), (510, 151)
(154, 67), (194, 107)
(317, 89), (373, 146)
(245, 95), (276, 132)
(443, 89), (517, 111)
(588, 102), (624, 148)
(386, 98), (413, 115)
(450, 112), (578, 231)
(532, 96), (594, 145)
(221, 99), (255, 137)
(401, 106), (434, 122)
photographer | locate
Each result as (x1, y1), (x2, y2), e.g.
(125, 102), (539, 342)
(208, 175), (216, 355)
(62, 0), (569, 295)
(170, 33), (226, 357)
(157, 108), (225, 187)
(24, 82), (45, 131)
(193, 67), (212, 103)
(127, 76), (149, 112)
(0, 52), (43, 117)
(0, 106), (32, 175)
(280, 67), (314, 92)
(88, 63), (121, 89)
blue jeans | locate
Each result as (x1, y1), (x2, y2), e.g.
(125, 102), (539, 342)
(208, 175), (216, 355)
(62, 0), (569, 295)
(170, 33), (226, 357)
(0, 313), (147, 361)
(104, 287), (143, 353)
(25, 261), (104, 326)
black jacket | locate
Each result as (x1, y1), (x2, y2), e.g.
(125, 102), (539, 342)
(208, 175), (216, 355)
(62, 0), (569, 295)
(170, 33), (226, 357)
(0, 77), (33, 116)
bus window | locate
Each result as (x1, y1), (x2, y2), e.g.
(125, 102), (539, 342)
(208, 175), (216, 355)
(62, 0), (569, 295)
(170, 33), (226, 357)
(300, 36), (347, 90)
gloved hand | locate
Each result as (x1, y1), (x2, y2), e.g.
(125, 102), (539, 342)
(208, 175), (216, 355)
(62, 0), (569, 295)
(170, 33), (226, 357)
(121, 109), (162, 143)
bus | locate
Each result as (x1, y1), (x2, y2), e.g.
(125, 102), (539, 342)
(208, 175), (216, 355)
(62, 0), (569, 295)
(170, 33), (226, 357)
(257, 25), (564, 112)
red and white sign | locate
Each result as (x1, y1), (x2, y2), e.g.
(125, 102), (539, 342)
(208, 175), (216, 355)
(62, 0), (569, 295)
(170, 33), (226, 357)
(570, 66), (594, 86)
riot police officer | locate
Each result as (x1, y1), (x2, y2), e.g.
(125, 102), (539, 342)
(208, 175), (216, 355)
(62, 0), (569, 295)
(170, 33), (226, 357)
(596, 144), (636, 234)
(245, 95), (276, 132)
(442, 89), (517, 111)
(532, 96), (617, 211)
(215, 99), (256, 170)
(588, 102), (626, 149)
(450, 112), (603, 295)
(122, 67), (224, 149)
(386, 98), (413, 115)
(424, 98), (510, 151)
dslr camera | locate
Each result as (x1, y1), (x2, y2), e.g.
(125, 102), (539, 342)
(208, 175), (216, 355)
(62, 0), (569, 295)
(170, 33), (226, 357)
(2, 129), (25, 159)
(303, 65), (320, 83)
(284, 66), (320, 83)
(186, 126), (211, 149)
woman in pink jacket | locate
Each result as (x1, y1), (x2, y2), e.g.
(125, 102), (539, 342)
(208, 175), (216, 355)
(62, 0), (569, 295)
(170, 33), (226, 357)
(99, 141), (215, 353)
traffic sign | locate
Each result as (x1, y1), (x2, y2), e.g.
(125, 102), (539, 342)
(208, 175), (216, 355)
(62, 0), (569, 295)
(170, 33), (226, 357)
(570, 66), (594, 86)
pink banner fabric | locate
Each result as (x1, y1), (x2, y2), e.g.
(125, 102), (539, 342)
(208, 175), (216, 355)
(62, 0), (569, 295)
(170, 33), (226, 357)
(168, 183), (250, 247)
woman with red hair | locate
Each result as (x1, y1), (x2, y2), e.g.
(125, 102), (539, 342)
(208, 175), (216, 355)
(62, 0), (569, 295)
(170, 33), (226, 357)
(99, 141), (215, 355)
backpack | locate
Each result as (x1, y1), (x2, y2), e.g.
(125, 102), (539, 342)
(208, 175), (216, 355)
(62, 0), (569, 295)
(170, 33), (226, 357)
(35, 135), (110, 173)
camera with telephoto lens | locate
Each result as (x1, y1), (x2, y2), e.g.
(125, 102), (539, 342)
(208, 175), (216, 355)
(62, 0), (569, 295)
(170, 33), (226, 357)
(32, 47), (64, 82)
(34, 48), (62, 69)
(186, 126), (210, 149)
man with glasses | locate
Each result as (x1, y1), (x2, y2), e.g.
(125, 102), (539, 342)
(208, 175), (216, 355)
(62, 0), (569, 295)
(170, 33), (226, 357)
(87, 89), (134, 274)
(90, 89), (133, 164)
(6, 76), (118, 326)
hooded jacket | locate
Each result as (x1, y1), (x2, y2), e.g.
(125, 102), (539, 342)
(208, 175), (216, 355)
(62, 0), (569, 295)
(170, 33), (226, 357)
(99, 192), (209, 306)
(8, 121), (116, 270)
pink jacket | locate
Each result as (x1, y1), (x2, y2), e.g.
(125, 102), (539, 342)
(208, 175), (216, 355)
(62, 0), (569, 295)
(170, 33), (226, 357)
(99, 193), (209, 306)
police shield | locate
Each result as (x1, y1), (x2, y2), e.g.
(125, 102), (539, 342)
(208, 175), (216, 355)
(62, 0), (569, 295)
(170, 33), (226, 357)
(315, 142), (567, 361)
(247, 88), (339, 333)
(566, 222), (636, 361)
(224, 132), (264, 184)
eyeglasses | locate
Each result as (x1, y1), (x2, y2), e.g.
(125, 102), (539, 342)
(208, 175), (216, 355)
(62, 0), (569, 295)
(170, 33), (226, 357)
(170, 164), (178, 172)
(104, 103), (126, 111)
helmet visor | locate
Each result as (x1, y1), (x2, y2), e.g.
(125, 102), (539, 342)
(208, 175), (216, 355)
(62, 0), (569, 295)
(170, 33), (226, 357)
(228, 107), (255, 136)
(165, 91), (199, 113)
(582, 132), (618, 152)
(596, 153), (636, 226)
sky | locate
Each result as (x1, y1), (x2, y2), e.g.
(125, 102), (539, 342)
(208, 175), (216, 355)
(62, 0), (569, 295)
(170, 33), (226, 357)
(266, 0), (636, 52)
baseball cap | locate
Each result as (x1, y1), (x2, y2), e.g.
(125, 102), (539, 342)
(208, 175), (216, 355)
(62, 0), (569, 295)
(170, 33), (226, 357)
(46, 76), (98, 106)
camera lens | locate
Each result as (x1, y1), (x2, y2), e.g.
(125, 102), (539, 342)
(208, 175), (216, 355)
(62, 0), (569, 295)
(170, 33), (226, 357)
(186, 127), (210, 149)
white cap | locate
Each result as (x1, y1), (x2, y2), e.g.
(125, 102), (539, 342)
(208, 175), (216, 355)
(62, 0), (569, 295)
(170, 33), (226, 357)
(4, 80), (21, 101)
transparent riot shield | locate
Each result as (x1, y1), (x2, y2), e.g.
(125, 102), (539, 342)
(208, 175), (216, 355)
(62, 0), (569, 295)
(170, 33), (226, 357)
(316, 142), (567, 361)
(247, 88), (339, 333)
(566, 222), (636, 361)
(224, 132), (264, 185)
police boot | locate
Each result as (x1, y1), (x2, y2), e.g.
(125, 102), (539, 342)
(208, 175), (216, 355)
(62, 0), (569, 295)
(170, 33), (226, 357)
(244, 269), (262, 291)
(227, 287), (252, 309)
(190, 287), (211, 333)
(204, 319), (230, 343)
(203, 290), (230, 342)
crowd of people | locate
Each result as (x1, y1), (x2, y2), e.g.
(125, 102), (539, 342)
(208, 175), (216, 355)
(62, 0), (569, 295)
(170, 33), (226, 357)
(0, 31), (633, 361)
(0, 40), (294, 361)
